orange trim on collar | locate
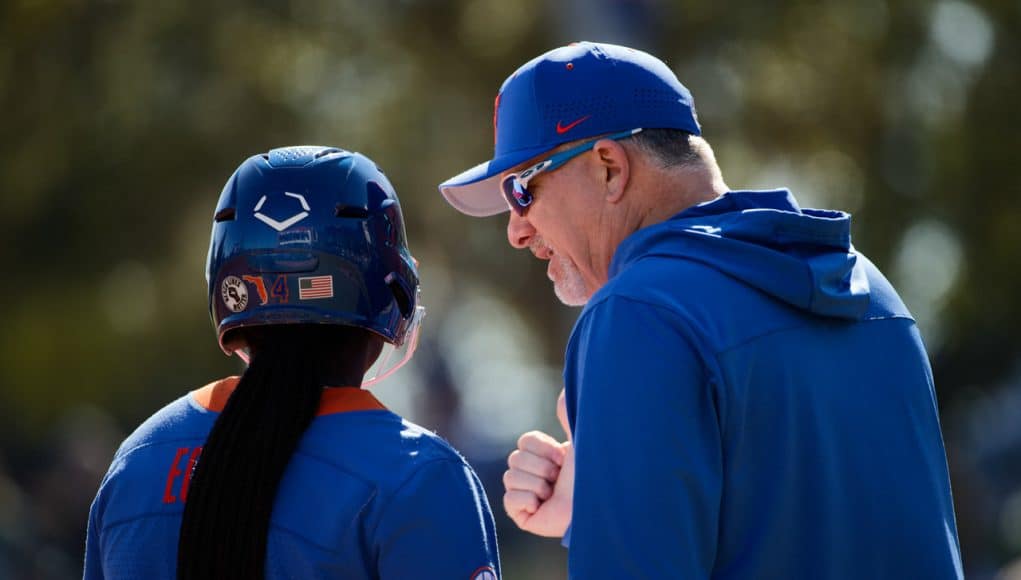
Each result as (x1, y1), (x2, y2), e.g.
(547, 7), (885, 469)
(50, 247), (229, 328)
(318, 388), (386, 416)
(191, 377), (386, 416)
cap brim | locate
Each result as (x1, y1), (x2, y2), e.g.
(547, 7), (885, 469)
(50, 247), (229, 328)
(439, 144), (554, 217)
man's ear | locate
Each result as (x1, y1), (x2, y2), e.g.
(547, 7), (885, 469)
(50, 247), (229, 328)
(592, 138), (630, 203)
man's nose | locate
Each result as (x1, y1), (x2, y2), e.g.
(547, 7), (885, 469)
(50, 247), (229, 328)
(506, 211), (535, 249)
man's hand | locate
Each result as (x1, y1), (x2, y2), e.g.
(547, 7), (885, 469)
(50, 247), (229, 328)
(503, 389), (574, 537)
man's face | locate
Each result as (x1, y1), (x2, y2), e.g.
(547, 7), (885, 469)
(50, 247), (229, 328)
(504, 151), (603, 306)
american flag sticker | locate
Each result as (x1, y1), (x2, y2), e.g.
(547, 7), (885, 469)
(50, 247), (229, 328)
(298, 275), (333, 300)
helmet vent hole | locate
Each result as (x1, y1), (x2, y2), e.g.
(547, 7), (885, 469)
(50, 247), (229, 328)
(214, 207), (236, 222)
(386, 274), (414, 319)
(335, 204), (369, 219)
(315, 148), (344, 159)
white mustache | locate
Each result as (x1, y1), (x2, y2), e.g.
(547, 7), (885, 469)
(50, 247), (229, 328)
(528, 237), (553, 258)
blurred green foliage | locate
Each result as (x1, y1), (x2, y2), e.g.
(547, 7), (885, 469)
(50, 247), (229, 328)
(0, 0), (1019, 577)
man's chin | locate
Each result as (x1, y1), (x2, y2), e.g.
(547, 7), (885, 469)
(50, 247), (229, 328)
(548, 254), (591, 306)
(553, 281), (590, 307)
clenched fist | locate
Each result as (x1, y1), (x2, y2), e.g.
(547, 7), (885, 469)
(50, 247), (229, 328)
(502, 389), (574, 537)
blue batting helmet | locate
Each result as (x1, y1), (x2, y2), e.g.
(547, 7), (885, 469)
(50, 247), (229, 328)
(206, 146), (420, 355)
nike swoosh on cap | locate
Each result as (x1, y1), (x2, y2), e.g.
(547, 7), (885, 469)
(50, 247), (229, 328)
(556, 115), (591, 134)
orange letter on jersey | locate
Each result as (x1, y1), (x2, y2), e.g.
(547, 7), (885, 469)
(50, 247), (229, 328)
(163, 447), (189, 504)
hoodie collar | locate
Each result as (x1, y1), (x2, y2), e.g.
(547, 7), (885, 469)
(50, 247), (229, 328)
(609, 189), (870, 320)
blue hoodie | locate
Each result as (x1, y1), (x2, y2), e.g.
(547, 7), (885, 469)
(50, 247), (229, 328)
(563, 190), (962, 579)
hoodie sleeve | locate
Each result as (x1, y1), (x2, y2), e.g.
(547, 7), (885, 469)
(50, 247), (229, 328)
(564, 295), (722, 579)
(374, 459), (501, 580)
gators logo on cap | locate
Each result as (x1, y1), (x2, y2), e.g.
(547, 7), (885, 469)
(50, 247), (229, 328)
(471, 566), (498, 580)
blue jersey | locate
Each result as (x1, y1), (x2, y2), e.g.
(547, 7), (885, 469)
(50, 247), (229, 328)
(563, 190), (962, 579)
(84, 378), (501, 579)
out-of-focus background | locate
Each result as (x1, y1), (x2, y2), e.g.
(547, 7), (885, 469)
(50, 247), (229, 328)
(1, 0), (1018, 578)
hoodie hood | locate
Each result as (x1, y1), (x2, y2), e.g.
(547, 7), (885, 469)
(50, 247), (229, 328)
(610, 189), (870, 319)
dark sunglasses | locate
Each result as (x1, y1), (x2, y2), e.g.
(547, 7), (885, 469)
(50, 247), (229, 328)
(500, 128), (642, 216)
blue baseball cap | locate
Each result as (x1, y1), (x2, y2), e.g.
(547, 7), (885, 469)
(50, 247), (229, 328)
(439, 41), (701, 217)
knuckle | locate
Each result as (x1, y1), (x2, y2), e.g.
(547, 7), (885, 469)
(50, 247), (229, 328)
(504, 491), (537, 519)
(507, 450), (522, 468)
(517, 431), (541, 448)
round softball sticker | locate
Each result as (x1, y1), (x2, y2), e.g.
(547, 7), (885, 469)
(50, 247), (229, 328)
(221, 276), (249, 312)
(470, 566), (497, 580)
